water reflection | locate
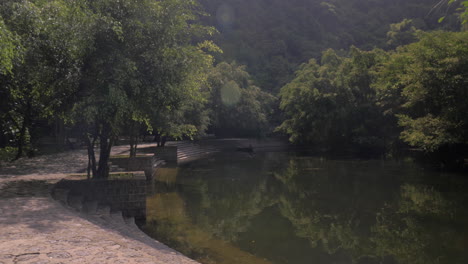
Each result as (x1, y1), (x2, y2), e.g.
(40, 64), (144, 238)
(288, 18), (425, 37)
(142, 152), (468, 264)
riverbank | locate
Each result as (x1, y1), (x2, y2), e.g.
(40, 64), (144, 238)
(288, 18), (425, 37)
(0, 138), (290, 263)
(0, 143), (199, 264)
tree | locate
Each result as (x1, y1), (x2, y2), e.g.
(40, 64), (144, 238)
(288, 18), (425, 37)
(147, 39), (219, 148)
(0, 18), (17, 75)
(198, 0), (457, 92)
(0, 0), (94, 159)
(386, 19), (420, 49)
(438, 0), (468, 26)
(207, 62), (275, 137)
(72, 0), (217, 178)
(277, 48), (391, 154)
(375, 31), (468, 155)
(0, 18), (19, 148)
(461, 1), (468, 24)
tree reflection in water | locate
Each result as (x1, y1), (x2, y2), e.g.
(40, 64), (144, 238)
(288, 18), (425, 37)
(143, 152), (468, 264)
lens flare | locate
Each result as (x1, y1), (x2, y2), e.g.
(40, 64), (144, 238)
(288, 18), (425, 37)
(221, 81), (241, 106)
(216, 4), (235, 31)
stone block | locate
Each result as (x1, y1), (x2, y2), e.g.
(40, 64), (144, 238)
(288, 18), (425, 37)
(154, 146), (178, 162)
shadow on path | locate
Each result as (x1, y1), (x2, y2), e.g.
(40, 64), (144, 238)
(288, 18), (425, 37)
(0, 180), (54, 198)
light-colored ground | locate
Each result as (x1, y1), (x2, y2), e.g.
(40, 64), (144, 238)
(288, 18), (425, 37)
(0, 143), (199, 264)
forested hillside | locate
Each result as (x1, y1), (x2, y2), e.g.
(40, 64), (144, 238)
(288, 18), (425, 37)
(278, 31), (468, 161)
(1, 0), (467, 173)
(195, 0), (468, 166)
(199, 0), (461, 91)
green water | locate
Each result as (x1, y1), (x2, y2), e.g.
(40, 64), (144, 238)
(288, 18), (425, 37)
(143, 152), (468, 264)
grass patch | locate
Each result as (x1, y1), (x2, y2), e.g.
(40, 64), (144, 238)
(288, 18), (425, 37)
(110, 155), (131, 159)
(110, 154), (153, 159)
(109, 173), (136, 179)
(67, 172), (139, 180)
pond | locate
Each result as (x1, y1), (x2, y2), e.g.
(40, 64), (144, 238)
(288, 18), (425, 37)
(142, 151), (468, 264)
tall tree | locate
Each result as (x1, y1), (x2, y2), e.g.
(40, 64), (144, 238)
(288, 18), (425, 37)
(207, 62), (275, 137)
(0, 18), (17, 75)
(0, 0), (93, 159)
(277, 48), (391, 154)
(199, 0), (458, 91)
(438, 0), (468, 25)
(375, 31), (468, 156)
(72, 0), (217, 178)
(0, 18), (19, 148)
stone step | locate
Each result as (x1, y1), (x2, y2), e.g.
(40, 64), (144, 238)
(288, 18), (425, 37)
(68, 195), (84, 212)
(176, 148), (218, 153)
(52, 188), (70, 204)
(51, 178), (154, 245)
(109, 163), (126, 172)
(177, 152), (215, 158)
(82, 200), (98, 215)
(110, 211), (125, 225)
(52, 188), (149, 243)
(123, 216), (136, 226)
(123, 217), (144, 234)
(96, 204), (111, 216)
(177, 147), (218, 154)
(110, 168), (126, 172)
(153, 160), (166, 168)
(99, 214), (135, 237)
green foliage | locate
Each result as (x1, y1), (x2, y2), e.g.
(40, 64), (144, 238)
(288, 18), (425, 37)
(0, 0), (217, 173)
(386, 19), (420, 48)
(277, 47), (391, 152)
(0, 18), (18, 74)
(398, 114), (457, 152)
(149, 36), (218, 140)
(444, 0), (468, 25)
(462, 1), (468, 23)
(376, 31), (468, 152)
(0, 146), (17, 161)
(279, 30), (468, 157)
(0, 0), (95, 158)
(220, 81), (241, 107)
(1, 0), (466, 166)
(67, 0), (218, 177)
(207, 62), (276, 137)
(199, 0), (457, 91)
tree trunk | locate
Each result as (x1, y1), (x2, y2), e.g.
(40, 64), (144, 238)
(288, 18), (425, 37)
(14, 102), (31, 161)
(55, 118), (66, 147)
(96, 141), (110, 179)
(96, 124), (114, 179)
(87, 156), (91, 180)
(14, 117), (27, 161)
(85, 135), (97, 179)
(129, 138), (138, 157)
(28, 121), (40, 157)
(129, 122), (140, 158)
(154, 131), (161, 147)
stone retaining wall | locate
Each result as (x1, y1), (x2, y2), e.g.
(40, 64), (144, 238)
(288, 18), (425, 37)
(154, 146), (178, 162)
(110, 155), (157, 180)
(55, 179), (147, 220)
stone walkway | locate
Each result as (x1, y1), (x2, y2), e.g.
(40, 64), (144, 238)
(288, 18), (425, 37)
(0, 145), (199, 264)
